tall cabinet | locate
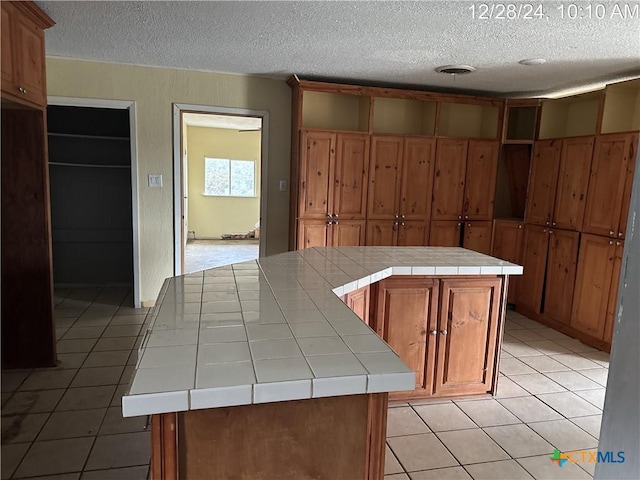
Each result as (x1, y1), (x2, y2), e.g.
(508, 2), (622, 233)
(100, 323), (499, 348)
(1, 1), (56, 368)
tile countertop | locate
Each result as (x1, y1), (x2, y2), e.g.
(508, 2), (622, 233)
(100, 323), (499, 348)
(122, 247), (523, 417)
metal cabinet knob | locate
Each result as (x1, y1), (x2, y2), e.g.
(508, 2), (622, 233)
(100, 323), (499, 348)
(457, 222), (462, 226)
(552, 222), (557, 226)
(18, 86), (27, 94)
(616, 241), (621, 246)
(464, 215), (469, 219)
(518, 225), (523, 229)
(458, 215), (462, 219)
(546, 221), (550, 225)
(334, 214), (339, 219)
(467, 223), (471, 227)
(429, 330), (438, 336)
(401, 214), (405, 219)
(394, 214), (399, 219)
(440, 329), (448, 335)
(549, 230), (554, 234)
(609, 241), (613, 245)
(618, 232), (623, 237)
(610, 231), (615, 236)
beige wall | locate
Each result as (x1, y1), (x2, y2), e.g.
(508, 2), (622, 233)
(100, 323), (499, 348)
(186, 126), (261, 238)
(46, 58), (291, 305)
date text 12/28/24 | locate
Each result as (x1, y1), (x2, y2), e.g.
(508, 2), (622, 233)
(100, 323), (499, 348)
(470, 3), (640, 20)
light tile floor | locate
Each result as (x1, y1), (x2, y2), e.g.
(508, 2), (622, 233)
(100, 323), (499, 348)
(2, 290), (607, 480)
(185, 239), (259, 274)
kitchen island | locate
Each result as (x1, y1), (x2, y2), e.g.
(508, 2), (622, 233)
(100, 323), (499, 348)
(123, 247), (522, 480)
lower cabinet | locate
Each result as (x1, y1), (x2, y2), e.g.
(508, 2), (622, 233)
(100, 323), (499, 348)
(428, 220), (492, 254)
(366, 220), (428, 246)
(517, 224), (579, 324)
(345, 285), (370, 325)
(491, 219), (524, 304)
(372, 276), (503, 399)
(298, 219), (366, 248)
(571, 234), (623, 345)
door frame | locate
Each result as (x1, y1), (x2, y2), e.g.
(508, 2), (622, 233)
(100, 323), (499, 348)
(47, 96), (142, 307)
(172, 103), (269, 275)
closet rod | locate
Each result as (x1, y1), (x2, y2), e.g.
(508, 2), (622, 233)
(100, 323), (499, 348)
(49, 162), (131, 169)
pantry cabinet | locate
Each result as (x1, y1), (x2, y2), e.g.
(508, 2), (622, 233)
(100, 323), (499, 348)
(298, 219), (366, 249)
(431, 139), (499, 222)
(462, 221), (493, 255)
(571, 234), (623, 344)
(582, 132), (639, 239)
(428, 221), (462, 247)
(0, 2), (52, 108)
(491, 220), (524, 303)
(367, 220), (429, 247)
(372, 276), (502, 399)
(517, 225), (551, 313)
(525, 136), (594, 230)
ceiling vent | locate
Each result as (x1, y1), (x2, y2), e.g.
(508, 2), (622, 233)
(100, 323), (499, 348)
(435, 65), (476, 75)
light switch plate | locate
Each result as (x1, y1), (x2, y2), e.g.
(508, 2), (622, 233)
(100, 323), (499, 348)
(148, 174), (163, 187)
(279, 180), (287, 192)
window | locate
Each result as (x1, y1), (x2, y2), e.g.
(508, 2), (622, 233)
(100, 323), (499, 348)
(204, 158), (256, 197)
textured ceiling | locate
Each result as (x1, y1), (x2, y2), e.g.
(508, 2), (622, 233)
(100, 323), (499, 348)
(183, 113), (262, 130)
(39, 1), (640, 97)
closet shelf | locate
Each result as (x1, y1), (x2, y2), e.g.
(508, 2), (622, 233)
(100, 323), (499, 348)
(49, 162), (131, 169)
(48, 132), (129, 141)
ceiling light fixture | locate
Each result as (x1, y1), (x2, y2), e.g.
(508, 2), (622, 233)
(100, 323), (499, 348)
(435, 65), (476, 75)
(519, 58), (546, 66)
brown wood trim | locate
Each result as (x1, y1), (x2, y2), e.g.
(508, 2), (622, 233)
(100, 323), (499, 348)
(288, 84), (302, 250)
(366, 393), (388, 480)
(595, 91), (606, 135)
(11, 0), (55, 29)
(151, 413), (178, 480)
(515, 304), (610, 352)
(491, 275), (509, 396)
(506, 98), (543, 108)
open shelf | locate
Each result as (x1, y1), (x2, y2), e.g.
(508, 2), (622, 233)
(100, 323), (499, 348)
(602, 79), (640, 134)
(538, 91), (602, 139)
(371, 97), (436, 135)
(301, 91), (370, 132)
(438, 102), (499, 139)
(505, 106), (537, 141)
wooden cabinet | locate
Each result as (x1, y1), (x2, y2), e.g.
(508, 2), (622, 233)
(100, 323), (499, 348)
(543, 229), (579, 324)
(367, 219), (429, 246)
(429, 221), (462, 247)
(583, 132), (639, 239)
(345, 285), (370, 325)
(571, 235), (623, 344)
(432, 139), (499, 221)
(491, 220), (524, 303)
(373, 276), (503, 399)
(552, 136), (594, 230)
(462, 221), (492, 255)
(517, 225), (551, 313)
(517, 225), (579, 322)
(374, 278), (439, 399)
(0, 2), (52, 108)
(526, 137), (594, 230)
(298, 131), (369, 248)
(434, 278), (501, 397)
(367, 136), (403, 219)
(298, 218), (365, 249)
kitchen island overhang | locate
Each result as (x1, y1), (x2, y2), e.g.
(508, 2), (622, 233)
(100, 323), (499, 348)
(122, 246), (522, 480)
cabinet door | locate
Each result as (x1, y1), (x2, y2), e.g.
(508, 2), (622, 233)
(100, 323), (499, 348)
(517, 225), (549, 313)
(331, 220), (366, 247)
(299, 131), (335, 218)
(298, 219), (328, 249)
(604, 241), (624, 345)
(400, 138), (435, 220)
(1, 4), (15, 89)
(491, 220), (524, 304)
(431, 139), (468, 220)
(543, 229), (579, 324)
(583, 134), (634, 237)
(463, 221), (492, 255)
(525, 140), (561, 226)
(375, 278), (439, 398)
(435, 278), (502, 397)
(333, 133), (370, 219)
(463, 140), (499, 220)
(428, 221), (462, 247)
(552, 136), (594, 230)
(14, 15), (46, 106)
(618, 132), (638, 239)
(570, 234), (616, 340)
(366, 220), (396, 246)
(397, 221), (428, 246)
(367, 136), (403, 219)
(346, 285), (370, 325)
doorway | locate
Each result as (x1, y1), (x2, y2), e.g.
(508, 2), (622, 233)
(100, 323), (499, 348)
(173, 104), (269, 275)
(47, 97), (141, 307)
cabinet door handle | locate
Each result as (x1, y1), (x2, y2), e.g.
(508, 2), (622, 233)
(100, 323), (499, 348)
(334, 220), (339, 225)
(467, 223), (471, 227)
(334, 214), (339, 219)
(616, 241), (621, 246)
(464, 215), (469, 219)
(518, 224), (523, 229)
(552, 222), (557, 226)
(609, 241), (613, 245)
(394, 213), (399, 219)
(610, 231), (615, 236)
(543, 229), (547, 233)
(401, 214), (405, 219)
(440, 329), (448, 335)
(618, 232), (623, 237)
(458, 215), (462, 219)
(429, 330), (438, 336)
(546, 221), (550, 225)
(18, 87), (27, 94)
(457, 222), (462, 227)
(549, 230), (554, 234)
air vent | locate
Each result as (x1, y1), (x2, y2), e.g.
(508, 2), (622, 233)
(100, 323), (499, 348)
(435, 65), (476, 75)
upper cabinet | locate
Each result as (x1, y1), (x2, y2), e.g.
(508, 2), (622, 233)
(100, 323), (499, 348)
(372, 98), (436, 135)
(601, 79), (640, 134)
(0, 1), (54, 108)
(301, 91), (370, 132)
(438, 102), (500, 139)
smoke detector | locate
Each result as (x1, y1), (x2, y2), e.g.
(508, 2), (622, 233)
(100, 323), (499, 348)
(435, 65), (476, 75)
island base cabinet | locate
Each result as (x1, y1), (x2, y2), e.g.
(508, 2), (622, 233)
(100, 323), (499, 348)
(151, 393), (388, 480)
(372, 276), (503, 400)
(434, 278), (502, 397)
